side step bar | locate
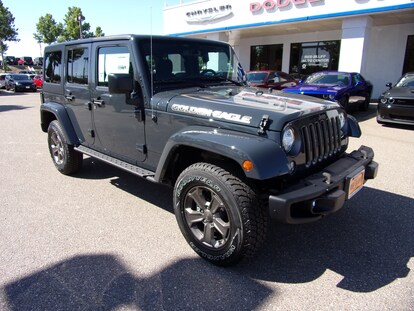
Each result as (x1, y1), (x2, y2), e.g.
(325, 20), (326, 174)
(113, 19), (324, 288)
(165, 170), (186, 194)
(75, 145), (156, 180)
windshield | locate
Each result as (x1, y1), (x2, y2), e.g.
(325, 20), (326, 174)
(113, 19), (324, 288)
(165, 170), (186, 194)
(11, 75), (29, 81)
(304, 72), (350, 86)
(246, 72), (267, 83)
(139, 38), (245, 93)
(395, 74), (414, 87)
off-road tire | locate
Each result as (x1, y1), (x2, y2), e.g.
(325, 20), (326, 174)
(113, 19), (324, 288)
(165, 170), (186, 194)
(174, 162), (268, 266)
(47, 120), (83, 175)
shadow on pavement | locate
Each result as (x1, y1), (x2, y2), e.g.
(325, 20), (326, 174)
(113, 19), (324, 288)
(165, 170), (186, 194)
(349, 103), (377, 122)
(4, 255), (272, 311)
(235, 187), (413, 293)
(18, 159), (412, 311)
(71, 159), (413, 293)
(0, 105), (32, 113)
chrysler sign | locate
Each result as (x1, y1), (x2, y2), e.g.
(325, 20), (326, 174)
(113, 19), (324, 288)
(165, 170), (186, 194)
(250, 0), (323, 12)
(186, 5), (233, 23)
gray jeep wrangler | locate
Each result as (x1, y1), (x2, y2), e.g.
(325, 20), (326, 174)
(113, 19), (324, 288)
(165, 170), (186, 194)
(40, 35), (378, 266)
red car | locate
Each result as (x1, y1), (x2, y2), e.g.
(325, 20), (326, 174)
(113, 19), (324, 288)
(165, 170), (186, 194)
(33, 75), (43, 88)
(246, 70), (298, 90)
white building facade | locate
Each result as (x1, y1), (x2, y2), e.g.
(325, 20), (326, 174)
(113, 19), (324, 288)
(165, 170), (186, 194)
(163, 0), (414, 98)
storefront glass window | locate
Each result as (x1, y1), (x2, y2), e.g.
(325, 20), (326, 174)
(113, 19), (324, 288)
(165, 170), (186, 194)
(403, 35), (414, 74)
(250, 44), (283, 71)
(290, 41), (340, 78)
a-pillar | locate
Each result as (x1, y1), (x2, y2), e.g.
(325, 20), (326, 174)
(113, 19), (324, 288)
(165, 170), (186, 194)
(338, 16), (373, 74)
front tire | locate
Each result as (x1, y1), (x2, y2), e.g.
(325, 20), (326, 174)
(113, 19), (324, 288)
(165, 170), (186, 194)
(174, 163), (268, 266)
(359, 92), (371, 111)
(338, 96), (349, 111)
(47, 120), (83, 175)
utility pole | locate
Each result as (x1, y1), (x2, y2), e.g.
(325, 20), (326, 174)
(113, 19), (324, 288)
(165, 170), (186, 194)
(77, 15), (85, 39)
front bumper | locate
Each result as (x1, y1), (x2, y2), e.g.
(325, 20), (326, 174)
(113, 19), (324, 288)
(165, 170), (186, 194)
(377, 102), (414, 125)
(269, 145), (378, 224)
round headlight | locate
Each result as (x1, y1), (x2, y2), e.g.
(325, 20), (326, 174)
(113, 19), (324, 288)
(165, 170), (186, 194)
(328, 94), (335, 100)
(282, 126), (295, 153)
(380, 98), (388, 104)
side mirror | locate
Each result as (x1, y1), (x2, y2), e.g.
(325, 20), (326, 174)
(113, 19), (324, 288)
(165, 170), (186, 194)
(108, 73), (133, 94)
(108, 73), (143, 107)
(386, 82), (392, 89)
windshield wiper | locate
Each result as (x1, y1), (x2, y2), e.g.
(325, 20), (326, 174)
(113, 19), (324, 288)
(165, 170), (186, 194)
(154, 79), (207, 88)
(198, 76), (246, 86)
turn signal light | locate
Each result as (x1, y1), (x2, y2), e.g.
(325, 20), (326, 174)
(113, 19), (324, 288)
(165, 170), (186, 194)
(243, 160), (253, 171)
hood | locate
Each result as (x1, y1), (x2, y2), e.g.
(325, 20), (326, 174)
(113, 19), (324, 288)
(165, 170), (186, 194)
(284, 83), (344, 94)
(383, 86), (414, 98)
(153, 86), (339, 131)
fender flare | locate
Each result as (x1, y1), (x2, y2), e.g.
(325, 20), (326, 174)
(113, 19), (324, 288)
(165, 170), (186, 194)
(154, 126), (290, 181)
(40, 102), (80, 145)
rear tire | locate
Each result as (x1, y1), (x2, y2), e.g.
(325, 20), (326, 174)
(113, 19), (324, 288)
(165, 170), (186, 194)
(47, 120), (82, 175)
(174, 162), (268, 266)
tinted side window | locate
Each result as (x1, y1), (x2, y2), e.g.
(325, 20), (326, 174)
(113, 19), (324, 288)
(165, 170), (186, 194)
(98, 46), (131, 87)
(44, 51), (62, 84)
(67, 48), (89, 85)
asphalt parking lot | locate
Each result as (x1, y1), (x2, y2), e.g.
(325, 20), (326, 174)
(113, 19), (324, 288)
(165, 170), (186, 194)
(0, 91), (413, 310)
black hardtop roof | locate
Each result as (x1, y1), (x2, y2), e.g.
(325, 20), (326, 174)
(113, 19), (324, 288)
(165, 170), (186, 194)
(44, 34), (229, 51)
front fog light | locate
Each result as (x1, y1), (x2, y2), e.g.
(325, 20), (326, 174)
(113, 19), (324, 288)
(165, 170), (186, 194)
(282, 126), (295, 153)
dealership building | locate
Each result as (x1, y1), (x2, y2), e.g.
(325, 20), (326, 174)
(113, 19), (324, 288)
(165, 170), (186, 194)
(163, 0), (414, 98)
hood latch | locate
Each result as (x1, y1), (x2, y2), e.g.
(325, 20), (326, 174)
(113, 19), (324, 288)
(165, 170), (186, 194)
(258, 114), (270, 135)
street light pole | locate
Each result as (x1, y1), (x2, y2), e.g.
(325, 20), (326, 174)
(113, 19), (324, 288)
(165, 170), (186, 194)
(77, 15), (85, 39)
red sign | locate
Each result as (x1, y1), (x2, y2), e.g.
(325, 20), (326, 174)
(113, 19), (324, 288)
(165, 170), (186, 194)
(250, 0), (322, 12)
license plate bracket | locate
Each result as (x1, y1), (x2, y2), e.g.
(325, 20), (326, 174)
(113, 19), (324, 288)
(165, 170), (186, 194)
(346, 167), (365, 199)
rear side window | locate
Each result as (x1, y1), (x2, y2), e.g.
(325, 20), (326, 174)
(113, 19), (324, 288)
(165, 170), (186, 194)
(67, 48), (89, 85)
(44, 51), (62, 83)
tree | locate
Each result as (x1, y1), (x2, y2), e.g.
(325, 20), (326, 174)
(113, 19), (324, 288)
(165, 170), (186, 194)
(94, 26), (105, 38)
(60, 7), (94, 41)
(0, 0), (19, 71)
(34, 6), (104, 48)
(33, 14), (63, 57)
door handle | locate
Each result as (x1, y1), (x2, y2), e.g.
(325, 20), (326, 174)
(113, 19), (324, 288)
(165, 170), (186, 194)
(65, 94), (75, 101)
(93, 98), (105, 107)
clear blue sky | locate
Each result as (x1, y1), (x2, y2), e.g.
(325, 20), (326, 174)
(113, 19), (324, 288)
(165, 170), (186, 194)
(2, 0), (185, 58)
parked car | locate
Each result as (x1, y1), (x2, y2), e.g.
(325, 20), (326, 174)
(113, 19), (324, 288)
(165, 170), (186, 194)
(18, 57), (34, 66)
(34, 57), (43, 66)
(5, 56), (17, 65)
(282, 71), (373, 111)
(5, 74), (37, 92)
(246, 70), (298, 90)
(377, 72), (414, 126)
(33, 74), (43, 88)
(0, 73), (7, 89)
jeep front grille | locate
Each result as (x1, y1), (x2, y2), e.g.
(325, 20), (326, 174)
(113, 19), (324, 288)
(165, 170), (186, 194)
(301, 116), (341, 167)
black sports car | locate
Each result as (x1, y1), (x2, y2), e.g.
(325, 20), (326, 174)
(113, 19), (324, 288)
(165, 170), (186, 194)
(377, 72), (414, 126)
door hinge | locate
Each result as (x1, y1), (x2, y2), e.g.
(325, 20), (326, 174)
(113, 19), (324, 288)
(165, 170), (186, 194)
(88, 129), (95, 138)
